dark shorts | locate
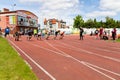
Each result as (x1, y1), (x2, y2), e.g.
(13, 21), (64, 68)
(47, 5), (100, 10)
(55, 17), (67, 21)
(38, 34), (41, 37)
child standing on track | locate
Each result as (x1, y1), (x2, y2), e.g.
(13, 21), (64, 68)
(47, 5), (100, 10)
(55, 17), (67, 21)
(111, 28), (117, 42)
(95, 29), (99, 39)
(79, 27), (84, 40)
(14, 31), (20, 41)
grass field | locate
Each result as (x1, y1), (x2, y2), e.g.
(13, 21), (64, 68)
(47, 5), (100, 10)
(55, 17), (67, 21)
(116, 38), (120, 42)
(0, 37), (38, 80)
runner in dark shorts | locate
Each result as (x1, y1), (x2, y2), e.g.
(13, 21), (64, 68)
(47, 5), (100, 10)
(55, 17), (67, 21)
(37, 31), (42, 40)
(46, 31), (51, 40)
(79, 27), (84, 40)
(53, 30), (60, 40)
(59, 31), (65, 40)
(27, 29), (33, 40)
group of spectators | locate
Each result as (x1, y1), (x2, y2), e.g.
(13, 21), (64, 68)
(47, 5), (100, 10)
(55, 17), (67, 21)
(14, 28), (65, 41)
(91, 27), (117, 41)
(1, 26), (118, 42)
(0, 26), (65, 41)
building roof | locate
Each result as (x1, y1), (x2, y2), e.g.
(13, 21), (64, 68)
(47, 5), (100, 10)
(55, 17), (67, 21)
(44, 18), (66, 25)
(0, 10), (38, 18)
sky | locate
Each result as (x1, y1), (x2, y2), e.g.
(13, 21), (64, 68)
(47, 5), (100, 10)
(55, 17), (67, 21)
(0, 0), (120, 26)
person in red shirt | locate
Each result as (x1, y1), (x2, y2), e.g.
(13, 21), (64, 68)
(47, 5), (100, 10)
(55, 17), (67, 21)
(99, 27), (103, 39)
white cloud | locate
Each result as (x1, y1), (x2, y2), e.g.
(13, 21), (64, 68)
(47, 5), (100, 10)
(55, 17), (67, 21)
(86, 11), (117, 18)
(19, 0), (81, 26)
(85, 0), (120, 20)
(99, 0), (120, 12)
(19, 0), (42, 3)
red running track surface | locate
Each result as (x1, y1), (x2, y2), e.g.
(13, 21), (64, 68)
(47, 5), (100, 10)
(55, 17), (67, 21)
(8, 34), (120, 80)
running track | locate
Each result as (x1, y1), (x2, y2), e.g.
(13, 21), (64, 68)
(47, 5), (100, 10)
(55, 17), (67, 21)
(8, 35), (120, 80)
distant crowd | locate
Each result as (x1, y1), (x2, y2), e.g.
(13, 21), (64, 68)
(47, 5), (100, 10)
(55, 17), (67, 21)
(1, 26), (65, 41)
(0, 26), (119, 42)
(89, 27), (117, 41)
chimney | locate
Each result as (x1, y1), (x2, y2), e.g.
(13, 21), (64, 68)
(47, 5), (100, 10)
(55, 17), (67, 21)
(3, 8), (9, 12)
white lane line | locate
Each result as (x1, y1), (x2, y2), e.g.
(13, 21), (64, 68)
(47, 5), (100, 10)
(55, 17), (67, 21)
(52, 44), (120, 77)
(72, 40), (120, 54)
(8, 40), (56, 80)
(84, 62), (120, 77)
(81, 62), (116, 80)
(11, 45), (21, 56)
(44, 40), (71, 57)
(33, 44), (71, 58)
(33, 41), (117, 80)
(24, 60), (32, 70)
(57, 42), (120, 63)
(71, 57), (116, 80)
(95, 47), (120, 54)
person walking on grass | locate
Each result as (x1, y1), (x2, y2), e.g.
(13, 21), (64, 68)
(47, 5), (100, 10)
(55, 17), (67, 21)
(79, 27), (84, 40)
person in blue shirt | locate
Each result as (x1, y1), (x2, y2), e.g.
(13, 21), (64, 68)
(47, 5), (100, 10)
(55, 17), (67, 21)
(4, 27), (10, 37)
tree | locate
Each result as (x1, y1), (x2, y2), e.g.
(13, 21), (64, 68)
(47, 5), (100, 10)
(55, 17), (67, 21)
(105, 16), (116, 28)
(85, 19), (94, 28)
(73, 15), (84, 28)
(73, 15), (120, 28)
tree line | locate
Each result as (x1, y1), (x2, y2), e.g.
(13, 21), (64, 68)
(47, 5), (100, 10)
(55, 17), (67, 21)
(73, 15), (120, 28)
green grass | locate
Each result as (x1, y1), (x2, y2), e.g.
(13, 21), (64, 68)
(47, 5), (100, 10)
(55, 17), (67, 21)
(116, 39), (120, 42)
(0, 37), (38, 80)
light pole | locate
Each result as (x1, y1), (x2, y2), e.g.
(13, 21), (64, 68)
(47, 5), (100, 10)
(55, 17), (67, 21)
(12, 4), (16, 11)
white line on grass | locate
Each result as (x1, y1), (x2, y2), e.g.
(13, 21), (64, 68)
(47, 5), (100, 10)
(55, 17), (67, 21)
(8, 40), (56, 80)
(32, 41), (117, 80)
(24, 60), (32, 70)
(11, 45), (21, 56)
